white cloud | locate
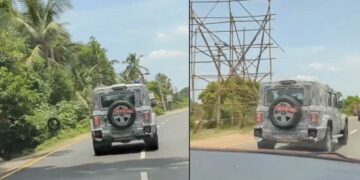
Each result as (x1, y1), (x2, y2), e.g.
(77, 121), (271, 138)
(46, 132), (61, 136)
(147, 49), (185, 60)
(294, 75), (318, 81)
(173, 25), (187, 35)
(328, 66), (341, 72)
(343, 55), (360, 68)
(308, 62), (342, 72)
(309, 46), (326, 53)
(309, 62), (324, 70)
(156, 25), (187, 41)
(156, 32), (171, 40)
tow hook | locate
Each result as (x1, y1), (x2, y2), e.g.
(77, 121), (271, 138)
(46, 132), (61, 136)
(143, 126), (152, 135)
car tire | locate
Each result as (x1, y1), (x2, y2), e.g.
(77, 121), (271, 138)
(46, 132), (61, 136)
(338, 121), (348, 145)
(257, 139), (276, 149)
(268, 96), (302, 130)
(320, 127), (333, 152)
(145, 133), (159, 151)
(107, 101), (137, 129)
(93, 140), (111, 156)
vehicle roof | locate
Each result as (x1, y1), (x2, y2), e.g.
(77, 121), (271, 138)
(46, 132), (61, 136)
(94, 83), (146, 92)
(261, 80), (339, 93)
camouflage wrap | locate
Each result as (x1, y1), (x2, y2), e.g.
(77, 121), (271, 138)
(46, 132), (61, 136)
(91, 84), (157, 143)
(255, 80), (347, 143)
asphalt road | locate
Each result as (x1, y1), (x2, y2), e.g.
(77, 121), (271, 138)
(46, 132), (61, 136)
(191, 116), (360, 180)
(222, 116), (360, 159)
(6, 110), (189, 180)
(190, 150), (360, 180)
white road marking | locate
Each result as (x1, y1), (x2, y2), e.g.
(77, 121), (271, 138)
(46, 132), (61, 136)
(141, 172), (148, 180)
(157, 125), (160, 128)
(169, 161), (189, 166)
(140, 151), (146, 159)
(126, 167), (158, 171)
(350, 129), (358, 134)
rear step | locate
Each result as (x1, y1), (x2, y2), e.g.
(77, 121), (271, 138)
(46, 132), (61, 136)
(332, 134), (343, 138)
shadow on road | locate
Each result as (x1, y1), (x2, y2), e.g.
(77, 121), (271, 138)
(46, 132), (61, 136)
(108, 142), (145, 155)
(6, 157), (188, 180)
(93, 142), (157, 157)
(276, 142), (343, 152)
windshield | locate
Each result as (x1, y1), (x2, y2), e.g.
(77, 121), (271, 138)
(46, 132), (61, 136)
(190, 0), (359, 165)
(100, 90), (136, 108)
(266, 87), (306, 105)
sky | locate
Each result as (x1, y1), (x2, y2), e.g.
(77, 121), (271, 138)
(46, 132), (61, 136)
(270, 0), (360, 98)
(61, 0), (360, 98)
(61, 0), (188, 91)
(190, 0), (360, 100)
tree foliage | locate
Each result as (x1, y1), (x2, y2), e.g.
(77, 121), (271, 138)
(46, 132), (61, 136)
(0, 0), (118, 155)
(0, 0), (186, 156)
(342, 95), (360, 115)
(121, 53), (149, 83)
(196, 77), (259, 129)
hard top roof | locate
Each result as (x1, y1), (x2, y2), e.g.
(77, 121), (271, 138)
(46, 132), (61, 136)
(261, 80), (339, 94)
(94, 83), (145, 92)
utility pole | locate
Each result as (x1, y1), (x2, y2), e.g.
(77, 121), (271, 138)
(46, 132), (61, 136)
(158, 82), (167, 111)
(216, 45), (221, 125)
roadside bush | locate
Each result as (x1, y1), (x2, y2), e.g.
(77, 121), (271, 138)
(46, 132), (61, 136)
(190, 118), (196, 129)
(56, 101), (89, 129)
(26, 101), (89, 143)
(203, 120), (217, 129)
(153, 106), (165, 116)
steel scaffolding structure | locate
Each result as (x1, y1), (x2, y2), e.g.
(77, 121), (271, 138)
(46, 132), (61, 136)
(190, 0), (284, 101)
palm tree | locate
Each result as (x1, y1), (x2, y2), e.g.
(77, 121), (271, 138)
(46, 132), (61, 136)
(16, 0), (72, 67)
(0, 0), (15, 14)
(122, 53), (149, 83)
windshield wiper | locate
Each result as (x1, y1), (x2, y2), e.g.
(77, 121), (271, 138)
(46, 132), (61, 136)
(309, 151), (349, 159)
(192, 148), (360, 163)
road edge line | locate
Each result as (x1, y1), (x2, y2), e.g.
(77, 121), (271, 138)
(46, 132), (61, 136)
(0, 134), (90, 180)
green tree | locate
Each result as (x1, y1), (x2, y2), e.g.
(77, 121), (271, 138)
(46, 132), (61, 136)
(16, 0), (72, 67)
(122, 53), (149, 83)
(199, 77), (259, 128)
(342, 95), (360, 115)
(77, 37), (118, 87)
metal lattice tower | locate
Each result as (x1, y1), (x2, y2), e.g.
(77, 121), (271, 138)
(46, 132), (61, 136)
(190, 0), (284, 101)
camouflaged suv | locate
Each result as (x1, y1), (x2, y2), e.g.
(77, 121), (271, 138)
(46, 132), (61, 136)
(254, 80), (348, 152)
(91, 83), (158, 155)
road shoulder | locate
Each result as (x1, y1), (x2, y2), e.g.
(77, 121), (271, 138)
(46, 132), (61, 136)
(191, 131), (255, 149)
(0, 108), (188, 178)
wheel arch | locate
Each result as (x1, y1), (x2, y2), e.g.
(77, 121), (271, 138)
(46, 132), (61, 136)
(327, 120), (333, 130)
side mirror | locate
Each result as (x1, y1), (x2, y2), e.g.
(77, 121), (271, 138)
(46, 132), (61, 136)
(338, 101), (344, 109)
(150, 99), (157, 107)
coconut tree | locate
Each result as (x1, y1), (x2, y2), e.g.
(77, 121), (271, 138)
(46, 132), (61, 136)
(122, 53), (149, 83)
(16, 0), (72, 67)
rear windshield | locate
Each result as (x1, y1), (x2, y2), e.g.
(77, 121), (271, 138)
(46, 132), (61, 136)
(100, 90), (135, 108)
(266, 87), (305, 105)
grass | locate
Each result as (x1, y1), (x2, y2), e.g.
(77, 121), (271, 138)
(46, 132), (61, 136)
(190, 125), (254, 141)
(33, 120), (90, 154)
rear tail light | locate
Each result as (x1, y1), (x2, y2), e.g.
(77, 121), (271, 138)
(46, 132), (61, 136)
(310, 112), (319, 125)
(255, 112), (264, 125)
(143, 111), (152, 122)
(93, 116), (101, 128)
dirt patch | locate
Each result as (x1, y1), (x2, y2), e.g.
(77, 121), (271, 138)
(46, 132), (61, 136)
(191, 132), (256, 149)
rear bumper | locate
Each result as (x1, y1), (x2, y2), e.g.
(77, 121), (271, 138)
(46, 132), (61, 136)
(92, 124), (157, 142)
(254, 126), (327, 143)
